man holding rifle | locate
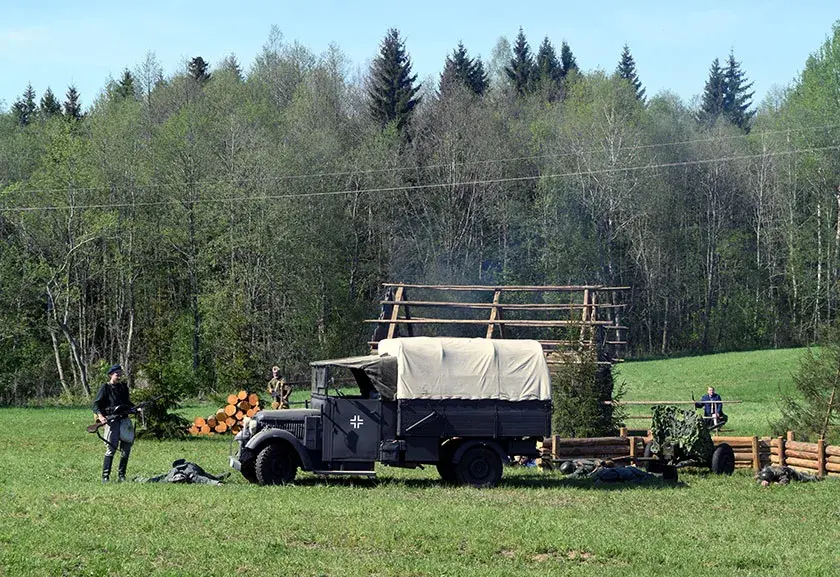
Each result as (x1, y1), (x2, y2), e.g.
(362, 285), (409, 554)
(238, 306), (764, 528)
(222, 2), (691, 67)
(92, 364), (137, 482)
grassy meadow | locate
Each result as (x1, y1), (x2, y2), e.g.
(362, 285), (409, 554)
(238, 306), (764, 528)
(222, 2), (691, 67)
(2, 348), (839, 576)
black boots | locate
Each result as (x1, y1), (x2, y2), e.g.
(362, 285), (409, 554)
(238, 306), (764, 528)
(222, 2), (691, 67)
(117, 454), (129, 482)
(102, 454), (114, 483)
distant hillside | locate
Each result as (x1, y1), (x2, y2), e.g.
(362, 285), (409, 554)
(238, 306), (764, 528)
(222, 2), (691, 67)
(616, 348), (807, 436)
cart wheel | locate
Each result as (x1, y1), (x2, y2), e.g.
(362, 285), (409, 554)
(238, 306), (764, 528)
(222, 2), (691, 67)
(711, 443), (735, 475)
(456, 446), (503, 488)
(255, 442), (298, 485)
(436, 461), (458, 484)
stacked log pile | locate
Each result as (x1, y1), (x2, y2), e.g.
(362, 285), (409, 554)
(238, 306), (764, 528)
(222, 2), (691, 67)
(189, 390), (262, 436)
(770, 434), (840, 478)
(551, 436), (647, 461)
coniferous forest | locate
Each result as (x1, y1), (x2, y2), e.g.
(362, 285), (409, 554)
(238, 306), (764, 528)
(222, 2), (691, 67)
(2, 24), (840, 402)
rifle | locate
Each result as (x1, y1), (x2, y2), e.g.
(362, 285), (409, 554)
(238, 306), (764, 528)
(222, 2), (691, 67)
(86, 395), (164, 434)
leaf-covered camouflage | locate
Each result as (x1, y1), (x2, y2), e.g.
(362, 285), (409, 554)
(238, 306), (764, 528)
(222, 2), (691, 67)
(649, 405), (715, 464)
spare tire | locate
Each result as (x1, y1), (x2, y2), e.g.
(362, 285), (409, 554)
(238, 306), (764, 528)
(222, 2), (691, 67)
(710, 443), (735, 475)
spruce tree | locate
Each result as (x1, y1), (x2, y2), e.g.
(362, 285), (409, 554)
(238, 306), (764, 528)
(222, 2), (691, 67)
(616, 44), (645, 102)
(188, 56), (212, 84)
(39, 87), (62, 118)
(63, 85), (82, 120)
(697, 58), (725, 126)
(114, 69), (136, 100)
(560, 41), (578, 77)
(368, 28), (422, 132)
(505, 28), (534, 95)
(440, 43), (487, 97)
(12, 83), (37, 126)
(535, 37), (562, 99)
(722, 50), (754, 130)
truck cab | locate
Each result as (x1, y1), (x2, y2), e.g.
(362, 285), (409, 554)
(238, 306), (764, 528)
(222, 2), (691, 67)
(230, 337), (552, 487)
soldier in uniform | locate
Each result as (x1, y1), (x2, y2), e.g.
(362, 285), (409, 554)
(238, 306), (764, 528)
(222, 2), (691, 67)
(267, 366), (291, 409)
(92, 364), (137, 482)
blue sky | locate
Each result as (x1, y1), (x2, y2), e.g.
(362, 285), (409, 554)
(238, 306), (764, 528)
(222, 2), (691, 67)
(1, 1), (838, 111)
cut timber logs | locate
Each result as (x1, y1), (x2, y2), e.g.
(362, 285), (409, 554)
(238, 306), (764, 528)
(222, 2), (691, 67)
(190, 389), (263, 437)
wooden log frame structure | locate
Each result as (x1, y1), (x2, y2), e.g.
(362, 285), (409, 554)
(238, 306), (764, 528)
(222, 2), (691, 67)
(366, 283), (629, 366)
(543, 430), (839, 477)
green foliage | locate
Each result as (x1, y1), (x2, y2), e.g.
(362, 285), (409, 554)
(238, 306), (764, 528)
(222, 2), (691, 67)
(551, 349), (624, 437)
(722, 50), (755, 129)
(698, 58), (725, 125)
(649, 405), (715, 464)
(187, 56), (211, 84)
(774, 326), (840, 442)
(368, 28), (421, 132)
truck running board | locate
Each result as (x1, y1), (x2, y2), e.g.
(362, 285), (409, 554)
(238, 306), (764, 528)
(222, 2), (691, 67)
(312, 470), (377, 478)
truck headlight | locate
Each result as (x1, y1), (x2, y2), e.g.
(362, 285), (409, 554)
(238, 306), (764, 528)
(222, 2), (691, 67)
(248, 418), (259, 434)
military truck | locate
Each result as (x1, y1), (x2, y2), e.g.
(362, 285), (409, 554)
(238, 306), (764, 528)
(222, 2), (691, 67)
(230, 337), (552, 487)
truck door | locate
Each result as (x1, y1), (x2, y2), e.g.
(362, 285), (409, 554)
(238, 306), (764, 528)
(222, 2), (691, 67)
(323, 398), (382, 461)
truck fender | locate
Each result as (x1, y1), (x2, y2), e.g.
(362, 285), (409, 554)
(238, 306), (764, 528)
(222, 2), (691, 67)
(245, 429), (313, 471)
(451, 440), (506, 465)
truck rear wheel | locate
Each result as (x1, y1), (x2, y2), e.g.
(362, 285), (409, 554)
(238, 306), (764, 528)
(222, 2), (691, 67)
(255, 442), (298, 485)
(436, 461), (457, 484)
(456, 446), (503, 488)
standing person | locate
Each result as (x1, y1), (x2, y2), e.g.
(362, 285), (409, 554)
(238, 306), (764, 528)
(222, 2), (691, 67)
(267, 366), (291, 409)
(694, 386), (727, 430)
(92, 364), (136, 482)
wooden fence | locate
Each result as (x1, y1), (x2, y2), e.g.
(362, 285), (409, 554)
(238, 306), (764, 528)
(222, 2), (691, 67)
(544, 431), (840, 476)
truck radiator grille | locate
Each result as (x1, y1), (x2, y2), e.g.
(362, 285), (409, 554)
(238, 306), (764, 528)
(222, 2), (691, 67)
(269, 422), (305, 439)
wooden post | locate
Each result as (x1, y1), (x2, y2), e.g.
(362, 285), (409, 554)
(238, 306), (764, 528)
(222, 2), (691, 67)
(778, 436), (786, 467)
(579, 289), (590, 343)
(619, 426), (627, 438)
(628, 436), (636, 458)
(817, 438), (826, 478)
(386, 285), (404, 340)
(751, 436), (760, 471)
(486, 289), (502, 339)
(786, 430), (795, 442)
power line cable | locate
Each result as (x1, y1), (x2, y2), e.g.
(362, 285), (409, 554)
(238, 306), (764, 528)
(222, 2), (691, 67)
(3, 122), (839, 197)
(2, 144), (839, 213)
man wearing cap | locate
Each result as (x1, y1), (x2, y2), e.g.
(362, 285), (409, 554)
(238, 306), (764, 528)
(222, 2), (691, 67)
(267, 366), (291, 409)
(92, 364), (136, 482)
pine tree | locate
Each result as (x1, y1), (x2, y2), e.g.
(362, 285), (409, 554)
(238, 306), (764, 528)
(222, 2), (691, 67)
(114, 69), (136, 100)
(722, 50), (754, 130)
(535, 37), (562, 99)
(63, 85), (82, 120)
(368, 28), (422, 131)
(218, 53), (244, 82)
(12, 83), (37, 126)
(468, 56), (489, 96)
(560, 41), (578, 77)
(505, 28), (534, 95)
(188, 56), (212, 84)
(697, 58), (725, 126)
(39, 87), (62, 118)
(616, 44), (645, 102)
(440, 43), (487, 97)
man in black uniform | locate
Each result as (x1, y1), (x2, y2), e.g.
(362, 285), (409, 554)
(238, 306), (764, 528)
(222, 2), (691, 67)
(92, 364), (136, 482)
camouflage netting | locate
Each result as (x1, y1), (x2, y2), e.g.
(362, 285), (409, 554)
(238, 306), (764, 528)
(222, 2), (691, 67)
(649, 405), (715, 464)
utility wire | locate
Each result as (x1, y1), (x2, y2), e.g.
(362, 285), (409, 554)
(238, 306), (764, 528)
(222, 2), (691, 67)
(2, 144), (839, 213)
(3, 122), (840, 197)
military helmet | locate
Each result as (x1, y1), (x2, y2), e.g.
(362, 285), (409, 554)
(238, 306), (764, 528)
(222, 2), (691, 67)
(559, 461), (576, 475)
(757, 467), (776, 482)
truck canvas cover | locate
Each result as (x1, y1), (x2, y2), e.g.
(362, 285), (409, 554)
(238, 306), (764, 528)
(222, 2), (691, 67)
(377, 337), (551, 401)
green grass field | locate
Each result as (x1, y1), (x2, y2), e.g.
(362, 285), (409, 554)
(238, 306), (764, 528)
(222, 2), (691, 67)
(617, 347), (807, 436)
(2, 349), (838, 576)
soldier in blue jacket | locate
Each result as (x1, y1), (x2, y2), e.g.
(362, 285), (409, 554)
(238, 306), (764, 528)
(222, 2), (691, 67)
(694, 386), (727, 430)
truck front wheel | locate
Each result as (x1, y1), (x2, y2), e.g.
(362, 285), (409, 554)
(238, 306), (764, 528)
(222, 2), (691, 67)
(255, 442), (298, 485)
(456, 446), (503, 488)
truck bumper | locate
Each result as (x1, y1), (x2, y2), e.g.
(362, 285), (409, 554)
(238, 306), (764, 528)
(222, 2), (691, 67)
(229, 455), (242, 471)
